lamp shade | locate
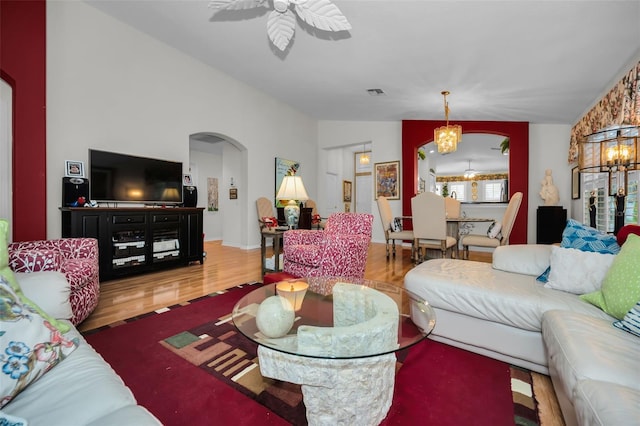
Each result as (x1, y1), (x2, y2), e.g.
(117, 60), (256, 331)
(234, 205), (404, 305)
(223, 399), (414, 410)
(276, 175), (309, 201)
(276, 280), (309, 311)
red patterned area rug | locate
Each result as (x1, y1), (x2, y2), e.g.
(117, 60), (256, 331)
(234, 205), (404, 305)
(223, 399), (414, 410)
(83, 283), (540, 425)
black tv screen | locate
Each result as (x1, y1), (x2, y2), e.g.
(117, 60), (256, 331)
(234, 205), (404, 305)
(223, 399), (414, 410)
(89, 149), (183, 204)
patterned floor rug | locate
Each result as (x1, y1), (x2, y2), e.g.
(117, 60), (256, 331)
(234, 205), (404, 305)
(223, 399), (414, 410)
(84, 283), (541, 425)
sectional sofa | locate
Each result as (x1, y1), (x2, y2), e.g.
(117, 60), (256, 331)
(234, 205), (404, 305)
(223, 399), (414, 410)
(405, 224), (640, 425)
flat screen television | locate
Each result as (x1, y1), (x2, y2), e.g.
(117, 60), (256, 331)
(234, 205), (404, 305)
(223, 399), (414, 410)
(89, 149), (183, 204)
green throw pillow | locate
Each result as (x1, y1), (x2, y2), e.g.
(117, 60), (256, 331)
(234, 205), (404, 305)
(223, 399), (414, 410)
(0, 219), (70, 333)
(580, 233), (640, 319)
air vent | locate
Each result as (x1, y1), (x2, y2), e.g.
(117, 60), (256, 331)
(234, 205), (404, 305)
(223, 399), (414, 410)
(366, 88), (385, 96)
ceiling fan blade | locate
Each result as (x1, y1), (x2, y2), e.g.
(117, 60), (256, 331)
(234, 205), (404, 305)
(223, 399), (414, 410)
(208, 0), (268, 14)
(294, 0), (352, 32)
(267, 9), (296, 51)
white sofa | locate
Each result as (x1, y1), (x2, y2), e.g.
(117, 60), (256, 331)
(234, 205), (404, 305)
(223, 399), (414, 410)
(2, 271), (161, 426)
(404, 244), (640, 425)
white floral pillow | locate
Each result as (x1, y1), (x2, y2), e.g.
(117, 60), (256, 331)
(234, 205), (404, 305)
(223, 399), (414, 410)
(0, 277), (78, 408)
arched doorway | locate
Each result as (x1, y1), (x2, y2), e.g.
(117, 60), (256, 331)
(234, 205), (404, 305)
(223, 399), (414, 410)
(402, 120), (529, 244)
(189, 132), (248, 248)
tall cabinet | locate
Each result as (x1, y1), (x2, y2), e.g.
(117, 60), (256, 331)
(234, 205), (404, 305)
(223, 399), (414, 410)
(61, 207), (204, 281)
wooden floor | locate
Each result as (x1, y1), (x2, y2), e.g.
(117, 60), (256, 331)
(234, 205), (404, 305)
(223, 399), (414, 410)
(78, 241), (490, 332)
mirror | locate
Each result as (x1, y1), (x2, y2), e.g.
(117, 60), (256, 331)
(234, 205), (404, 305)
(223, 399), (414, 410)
(417, 134), (509, 202)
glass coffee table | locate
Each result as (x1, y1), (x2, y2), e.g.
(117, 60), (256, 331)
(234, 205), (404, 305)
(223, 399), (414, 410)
(232, 277), (436, 426)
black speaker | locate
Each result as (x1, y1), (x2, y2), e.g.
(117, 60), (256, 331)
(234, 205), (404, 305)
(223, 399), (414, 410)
(183, 186), (197, 207)
(62, 177), (89, 207)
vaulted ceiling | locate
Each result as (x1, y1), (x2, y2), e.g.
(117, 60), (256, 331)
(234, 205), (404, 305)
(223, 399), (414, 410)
(86, 0), (640, 125)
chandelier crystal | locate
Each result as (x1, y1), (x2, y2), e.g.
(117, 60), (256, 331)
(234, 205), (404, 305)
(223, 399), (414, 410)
(434, 91), (462, 154)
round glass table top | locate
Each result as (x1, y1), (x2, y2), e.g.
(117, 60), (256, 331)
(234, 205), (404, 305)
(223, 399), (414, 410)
(232, 277), (436, 360)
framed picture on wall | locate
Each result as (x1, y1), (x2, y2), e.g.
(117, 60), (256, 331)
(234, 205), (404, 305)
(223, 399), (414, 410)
(342, 180), (352, 202)
(374, 160), (400, 200)
(65, 160), (85, 178)
(183, 174), (193, 186)
(571, 166), (580, 199)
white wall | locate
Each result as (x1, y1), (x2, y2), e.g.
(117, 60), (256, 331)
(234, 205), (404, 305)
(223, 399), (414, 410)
(528, 124), (572, 243)
(318, 121), (402, 243)
(46, 1), (317, 249)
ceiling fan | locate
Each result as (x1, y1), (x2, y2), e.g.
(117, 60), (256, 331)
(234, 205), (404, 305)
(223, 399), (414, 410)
(463, 160), (478, 179)
(208, 0), (352, 51)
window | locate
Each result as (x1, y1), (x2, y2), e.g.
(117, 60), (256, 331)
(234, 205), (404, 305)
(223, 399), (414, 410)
(448, 183), (465, 201)
(484, 182), (503, 202)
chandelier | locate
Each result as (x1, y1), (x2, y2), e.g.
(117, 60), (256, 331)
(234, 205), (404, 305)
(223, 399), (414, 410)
(359, 143), (370, 165)
(578, 126), (639, 195)
(578, 127), (639, 174)
(208, 0), (352, 52)
(434, 91), (462, 154)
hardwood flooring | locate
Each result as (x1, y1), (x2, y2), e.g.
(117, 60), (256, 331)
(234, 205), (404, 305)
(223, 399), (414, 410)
(78, 241), (490, 332)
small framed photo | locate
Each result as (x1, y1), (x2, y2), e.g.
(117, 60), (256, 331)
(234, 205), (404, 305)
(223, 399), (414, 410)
(65, 160), (85, 178)
(571, 166), (580, 199)
(374, 160), (400, 200)
(342, 180), (352, 202)
(229, 187), (238, 200)
(183, 174), (193, 186)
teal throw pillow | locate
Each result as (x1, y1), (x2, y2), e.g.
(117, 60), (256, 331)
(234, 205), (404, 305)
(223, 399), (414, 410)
(580, 233), (640, 320)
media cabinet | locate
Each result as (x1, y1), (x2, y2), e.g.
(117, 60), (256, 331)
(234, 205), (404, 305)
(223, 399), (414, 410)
(61, 207), (204, 281)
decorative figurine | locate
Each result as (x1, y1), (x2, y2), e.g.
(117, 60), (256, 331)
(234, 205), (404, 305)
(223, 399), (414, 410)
(589, 190), (597, 228)
(614, 187), (626, 235)
(539, 169), (560, 206)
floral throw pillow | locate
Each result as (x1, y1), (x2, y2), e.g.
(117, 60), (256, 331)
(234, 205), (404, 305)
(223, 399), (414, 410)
(0, 219), (69, 334)
(0, 277), (78, 408)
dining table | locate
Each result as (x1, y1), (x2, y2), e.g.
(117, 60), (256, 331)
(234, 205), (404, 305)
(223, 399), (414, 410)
(396, 215), (494, 259)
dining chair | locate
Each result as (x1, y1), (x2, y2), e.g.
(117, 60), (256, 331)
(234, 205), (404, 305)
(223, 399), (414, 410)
(444, 196), (462, 238)
(411, 192), (458, 262)
(305, 199), (326, 229)
(256, 197), (276, 229)
(376, 195), (414, 259)
(460, 191), (523, 260)
(444, 197), (461, 218)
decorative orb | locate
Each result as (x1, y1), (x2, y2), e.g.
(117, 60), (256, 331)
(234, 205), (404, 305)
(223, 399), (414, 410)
(255, 296), (295, 338)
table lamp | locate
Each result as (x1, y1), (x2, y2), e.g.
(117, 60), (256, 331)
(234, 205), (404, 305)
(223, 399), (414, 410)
(276, 280), (309, 311)
(276, 175), (309, 229)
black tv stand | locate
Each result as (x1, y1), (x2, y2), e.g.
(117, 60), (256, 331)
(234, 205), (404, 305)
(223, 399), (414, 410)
(61, 207), (204, 281)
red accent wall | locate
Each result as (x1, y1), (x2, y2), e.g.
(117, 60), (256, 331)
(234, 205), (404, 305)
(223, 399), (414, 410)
(0, 0), (47, 241)
(402, 121), (529, 244)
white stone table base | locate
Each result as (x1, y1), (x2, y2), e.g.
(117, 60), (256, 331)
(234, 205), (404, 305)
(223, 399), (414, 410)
(258, 346), (396, 426)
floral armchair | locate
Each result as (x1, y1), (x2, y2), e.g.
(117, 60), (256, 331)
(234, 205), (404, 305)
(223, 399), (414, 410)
(282, 212), (373, 279)
(8, 238), (99, 325)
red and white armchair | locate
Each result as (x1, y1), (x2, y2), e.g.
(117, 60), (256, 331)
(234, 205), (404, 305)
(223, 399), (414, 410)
(281, 212), (373, 279)
(8, 238), (99, 325)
